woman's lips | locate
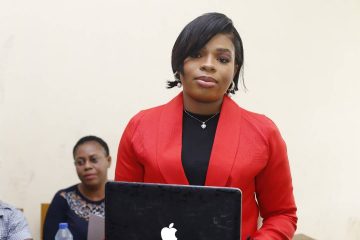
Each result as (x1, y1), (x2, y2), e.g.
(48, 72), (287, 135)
(195, 76), (217, 88)
(84, 174), (97, 180)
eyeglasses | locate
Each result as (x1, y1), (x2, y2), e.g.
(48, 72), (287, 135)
(74, 157), (101, 167)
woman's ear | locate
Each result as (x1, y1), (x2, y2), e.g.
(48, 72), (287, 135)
(233, 64), (239, 79)
(107, 156), (112, 167)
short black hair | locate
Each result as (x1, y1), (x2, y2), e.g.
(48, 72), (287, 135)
(168, 12), (245, 94)
(72, 135), (110, 158)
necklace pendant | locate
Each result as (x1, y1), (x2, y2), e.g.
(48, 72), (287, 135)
(201, 122), (206, 129)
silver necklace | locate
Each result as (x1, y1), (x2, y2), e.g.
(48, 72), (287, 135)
(183, 109), (219, 129)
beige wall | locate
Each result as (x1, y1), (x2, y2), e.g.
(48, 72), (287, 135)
(1, 0), (359, 239)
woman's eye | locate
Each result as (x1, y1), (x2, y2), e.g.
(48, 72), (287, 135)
(190, 52), (202, 58)
(218, 56), (230, 64)
(75, 159), (85, 166)
(90, 158), (98, 164)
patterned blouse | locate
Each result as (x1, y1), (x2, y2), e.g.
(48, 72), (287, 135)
(43, 185), (104, 240)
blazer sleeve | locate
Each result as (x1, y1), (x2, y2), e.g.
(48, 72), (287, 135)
(115, 114), (144, 182)
(252, 123), (297, 240)
(43, 191), (68, 240)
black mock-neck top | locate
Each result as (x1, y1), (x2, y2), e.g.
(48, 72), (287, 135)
(181, 110), (219, 185)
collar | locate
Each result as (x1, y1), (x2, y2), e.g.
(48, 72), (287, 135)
(0, 201), (13, 217)
(0, 202), (5, 217)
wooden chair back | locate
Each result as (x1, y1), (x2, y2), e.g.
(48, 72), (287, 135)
(40, 203), (50, 240)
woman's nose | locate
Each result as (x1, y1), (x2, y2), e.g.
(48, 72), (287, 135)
(200, 56), (216, 72)
(84, 160), (93, 170)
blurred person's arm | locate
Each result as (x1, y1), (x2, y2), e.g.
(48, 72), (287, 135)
(7, 208), (32, 240)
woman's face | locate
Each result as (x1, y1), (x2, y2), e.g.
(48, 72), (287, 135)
(180, 33), (237, 108)
(74, 141), (111, 189)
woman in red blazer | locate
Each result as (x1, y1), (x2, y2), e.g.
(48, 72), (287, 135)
(115, 12), (297, 240)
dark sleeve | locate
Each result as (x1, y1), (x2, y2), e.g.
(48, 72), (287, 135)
(43, 191), (69, 240)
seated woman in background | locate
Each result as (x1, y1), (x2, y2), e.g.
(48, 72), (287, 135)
(43, 136), (111, 240)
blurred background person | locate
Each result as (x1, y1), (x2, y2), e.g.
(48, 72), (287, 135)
(43, 136), (111, 240)
(0, 200), (33, 240)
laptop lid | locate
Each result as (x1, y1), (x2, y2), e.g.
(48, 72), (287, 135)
(105, 181), (242, 240)
(87, 214), (104, 240)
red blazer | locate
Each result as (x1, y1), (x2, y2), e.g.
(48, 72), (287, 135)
(115, 93), (297, 240)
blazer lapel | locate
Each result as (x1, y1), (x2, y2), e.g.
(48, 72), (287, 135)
(205, 96), (242, 186)
(157, 93), (189, 184)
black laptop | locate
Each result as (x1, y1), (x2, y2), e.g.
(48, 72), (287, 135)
(105, 181), (242, 240)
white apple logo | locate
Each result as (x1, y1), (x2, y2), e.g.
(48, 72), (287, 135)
(161, 223), (177, 240)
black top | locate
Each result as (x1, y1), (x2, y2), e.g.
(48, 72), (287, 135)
(182, 110), (219, 185)
(43, 184), (105, 240)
